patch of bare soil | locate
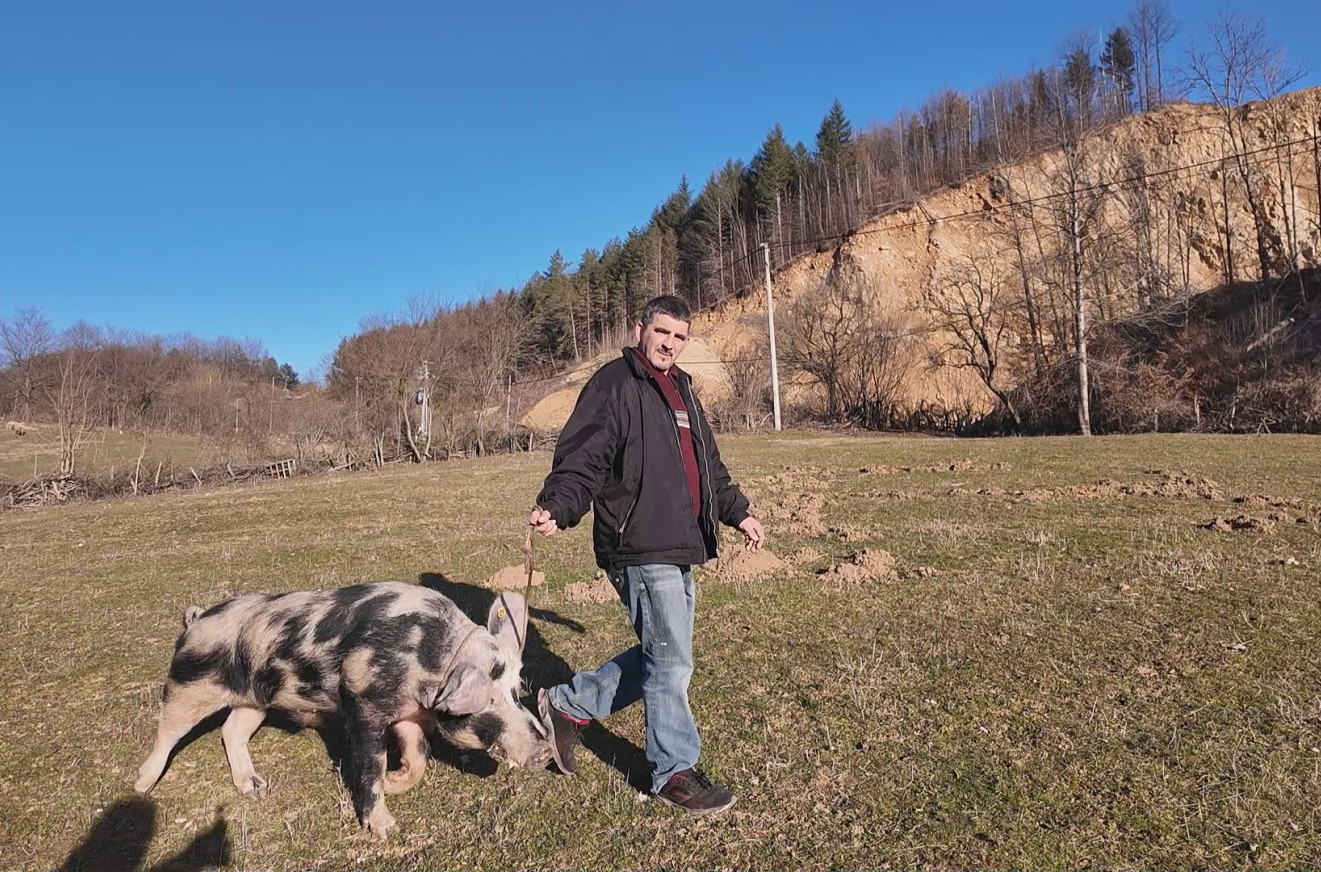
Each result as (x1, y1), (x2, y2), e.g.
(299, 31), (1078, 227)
(859, 460), (1008, 475)
(751, 465), (837, 532)
(1202, 515), (1276, 533)
(1233, 494), (1320, 525)
(825, 524), (866, 542)
(483, 565), (545, 590)
(862, 489), (918, 502)
(818, 548), (898, 585)
(565, 570), (616, 604)
(712, 548), (786, 584)
(758, 489), (829, 536)
(975, 471), (1223, 504)
(785, 546), (825, 565)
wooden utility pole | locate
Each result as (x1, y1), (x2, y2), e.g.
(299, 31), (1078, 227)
(760, 243), (783, 431)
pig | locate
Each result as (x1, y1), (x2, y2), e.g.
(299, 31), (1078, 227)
(134, 581), (552, 839)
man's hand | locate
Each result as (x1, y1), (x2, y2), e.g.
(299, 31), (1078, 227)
(737, 516), (765, 552)
(529, 506), (559, 537)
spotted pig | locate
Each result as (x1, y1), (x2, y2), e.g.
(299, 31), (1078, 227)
(134, 582), (551, 839)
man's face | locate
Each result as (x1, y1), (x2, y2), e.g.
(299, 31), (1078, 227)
(633, 312), (690, 372)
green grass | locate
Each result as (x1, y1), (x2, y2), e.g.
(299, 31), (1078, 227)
(1, 433), (1318, 869)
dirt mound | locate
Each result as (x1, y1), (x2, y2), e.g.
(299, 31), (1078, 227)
(483, 565), (545, 590)
(712, 548), (786, 584)
(1202, 515), (1276, 533)
(565, 570), (616, 604)
(818, 548), (898, 585)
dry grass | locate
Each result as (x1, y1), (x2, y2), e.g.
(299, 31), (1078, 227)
(0, 427), (209, 482)
(1, 433), (1319, 870)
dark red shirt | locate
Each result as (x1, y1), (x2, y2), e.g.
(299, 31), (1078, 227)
(629, 347), (701, 518)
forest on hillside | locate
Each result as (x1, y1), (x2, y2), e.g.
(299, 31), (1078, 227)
(2, 1), (1319, 484)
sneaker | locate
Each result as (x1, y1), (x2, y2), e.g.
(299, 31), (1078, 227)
(655, 768), (737, 816)
(537, 688), (584, 775)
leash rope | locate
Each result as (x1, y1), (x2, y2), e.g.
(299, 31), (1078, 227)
(514, 525), (535, 652)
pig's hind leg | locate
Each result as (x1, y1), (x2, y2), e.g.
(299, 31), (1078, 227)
(221, 706), (269, 797)
(135, 680), (228, 794)
(383, 720), (429, 796)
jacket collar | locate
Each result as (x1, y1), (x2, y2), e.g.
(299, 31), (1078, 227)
(622, 346), (689, 384)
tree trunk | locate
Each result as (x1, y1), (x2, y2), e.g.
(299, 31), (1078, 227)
(1072, 210), (1091, 437)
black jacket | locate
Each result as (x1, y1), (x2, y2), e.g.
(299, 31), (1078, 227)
(535, 349), (751, 570)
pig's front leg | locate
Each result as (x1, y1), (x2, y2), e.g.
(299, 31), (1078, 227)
(342, 691), (396, 840)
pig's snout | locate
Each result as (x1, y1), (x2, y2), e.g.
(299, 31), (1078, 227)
(526, 743), (553, 771)
(493, 737), (553, 771)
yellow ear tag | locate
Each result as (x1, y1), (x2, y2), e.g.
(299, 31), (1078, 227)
(497, 607), (507, 620)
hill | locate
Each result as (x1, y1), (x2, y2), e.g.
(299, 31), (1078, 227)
(524, 86), (1321, 431)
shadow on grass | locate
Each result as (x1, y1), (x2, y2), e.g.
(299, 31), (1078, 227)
(58, 798), (230, 872)
(418, 570), (653, 793)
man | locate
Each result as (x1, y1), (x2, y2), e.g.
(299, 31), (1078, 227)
(529, 294), (765, 817)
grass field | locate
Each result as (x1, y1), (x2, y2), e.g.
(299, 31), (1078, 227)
(1, 432), (1318, 870)
(0, 426), (210, 482)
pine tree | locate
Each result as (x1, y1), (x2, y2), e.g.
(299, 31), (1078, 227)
(815, 99), (854, 167)
(278, 362), (299, 389)
(1063, 46), (1097, 125)
(750, 124), (797, 217)
(1100, 28), (1137, 113)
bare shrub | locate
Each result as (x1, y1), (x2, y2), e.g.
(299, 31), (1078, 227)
(709, 336), (771, 431)
(781, 253), (914, 428)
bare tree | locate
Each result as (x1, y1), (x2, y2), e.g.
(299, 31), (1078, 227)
(456, 297), (531, 456)
(1129, 0), (1179, 110)
(1252, 45), (1311, 284)
(46, 324), (104, 475)
(1042, 70), (1111, 436)
(717, 336), (771, 431)
(780, 253), (913, 427)
(0, 308), (55, 420)
(1186, 13), (1302, 283)
(923, 254), (1024, 427)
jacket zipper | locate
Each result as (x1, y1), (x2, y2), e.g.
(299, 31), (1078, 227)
(680, 377), (717, 546)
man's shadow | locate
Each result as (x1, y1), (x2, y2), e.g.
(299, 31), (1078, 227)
(58, 798), (230, 872)
(419, 571), (653, 792)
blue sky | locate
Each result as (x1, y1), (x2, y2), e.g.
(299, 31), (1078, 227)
(2, 1), (1318, 381)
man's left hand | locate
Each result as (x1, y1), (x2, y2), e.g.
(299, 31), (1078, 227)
(737, 516), (765, 552)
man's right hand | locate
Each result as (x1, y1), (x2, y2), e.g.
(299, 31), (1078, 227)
(529, 506), (559, 536)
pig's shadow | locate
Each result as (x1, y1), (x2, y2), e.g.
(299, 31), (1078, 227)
(419, 571), (653, 793)
(57, 797), (230, 872)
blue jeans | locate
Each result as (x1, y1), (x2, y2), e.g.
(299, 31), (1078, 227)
(548, 563), (699, 792)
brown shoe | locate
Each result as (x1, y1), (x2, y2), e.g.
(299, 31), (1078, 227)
(537, 688), (584, 775)
(655, 768), (736, 816)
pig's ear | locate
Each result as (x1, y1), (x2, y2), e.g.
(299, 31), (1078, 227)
(434, 664), (491, 716)
(487, 591), (529, 654)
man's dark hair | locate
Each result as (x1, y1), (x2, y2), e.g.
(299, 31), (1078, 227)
(639, 295), (692, 328)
